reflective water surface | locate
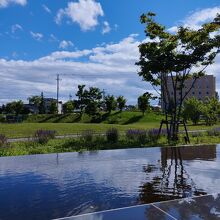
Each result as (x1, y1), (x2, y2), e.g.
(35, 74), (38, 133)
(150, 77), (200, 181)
(0, 145), (219, 220)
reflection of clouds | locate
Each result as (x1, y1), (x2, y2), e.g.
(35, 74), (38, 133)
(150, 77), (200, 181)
(210, 207), (220, 217)
(183, 159), (220, 194)
(1, 146), (220, 217)
(0, 148), (162, 196)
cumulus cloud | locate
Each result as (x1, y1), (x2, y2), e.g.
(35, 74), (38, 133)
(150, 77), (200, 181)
(55, 0), (104, 31)
(0, 34), (149, 104)
(1, 30), (219, 105)
(42, 4), (51, 14)
(0, 0), (27, 8)
(183, 7), (220, 30)
(102, 21), (111, 34)
(168, 6), (220, 32)
(59, 40), (74, 49)
(11, 24), (23, 33)
(30, 31), (43, 41)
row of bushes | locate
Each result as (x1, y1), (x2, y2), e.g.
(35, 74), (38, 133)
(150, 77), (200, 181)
(2, 127), (220, 149)
(0, 128), (167, 148)
(78, 128), (168, 145)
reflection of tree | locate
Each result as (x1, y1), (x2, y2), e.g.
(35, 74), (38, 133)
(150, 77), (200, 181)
(138, 147), (208, 204)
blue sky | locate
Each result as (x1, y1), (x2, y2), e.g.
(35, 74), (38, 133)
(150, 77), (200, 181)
(0, 0), (220, 104)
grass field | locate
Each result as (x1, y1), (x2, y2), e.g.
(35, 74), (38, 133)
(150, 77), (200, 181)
(0, 111), (218, 138)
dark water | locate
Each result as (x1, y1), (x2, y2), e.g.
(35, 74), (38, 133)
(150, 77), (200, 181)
(0, 145), (219, 220)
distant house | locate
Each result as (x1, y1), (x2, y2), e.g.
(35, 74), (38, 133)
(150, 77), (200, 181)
(27, 98), (63, 114)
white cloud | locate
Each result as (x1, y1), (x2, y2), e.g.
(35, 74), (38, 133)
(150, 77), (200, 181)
(55, 0), (104, 31)
(89, 34), (140, 66)
(39, 50), (92, 61)
(1, 32), (219, 105)
(0, 0), (27, 8)
(11, 24), (23, 33)
(42, 4), (51, 14)
(168, 6), (220, 32)
(0, 34), (149, 105)
(30, 31), (43, 41)
(49, 34), (58, 42)
(59, 40), (74, 49)
(102, 21), (111, 34)
(183, 7), (220, 30)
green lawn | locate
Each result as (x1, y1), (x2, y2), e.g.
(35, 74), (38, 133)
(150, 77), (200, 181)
(0, 111), (218, 138)
(0, 122), (161, 138)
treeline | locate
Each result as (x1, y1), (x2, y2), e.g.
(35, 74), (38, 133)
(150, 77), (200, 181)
(0, 85), (153, 116)
(64, 85), (127, 117)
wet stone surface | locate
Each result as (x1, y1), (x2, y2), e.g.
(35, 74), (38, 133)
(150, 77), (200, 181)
(0, 145), (219, 219)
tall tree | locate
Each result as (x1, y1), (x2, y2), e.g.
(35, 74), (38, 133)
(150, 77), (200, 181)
(49, 100), (58, 114)
(39, 92), (46, 114)
(76, 85), (103, 117)
(202, 97), (220, 126)
(104, 95), (117, 114)
(182, 97), (202, 125)
(136, 12), (220, 141)
(75, 85), (86, 116)
(138, 93), (151, 115)
(5, 100), (24, 115)
(117, 96), (126, 112)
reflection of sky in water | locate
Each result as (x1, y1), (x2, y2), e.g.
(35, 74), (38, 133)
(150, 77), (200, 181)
(0, 146), (219, 220)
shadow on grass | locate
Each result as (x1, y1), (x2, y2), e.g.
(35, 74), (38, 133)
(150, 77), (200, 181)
(53, 114), (70, 123)
(72, 114), (82, 123)
(39, 115), (56, 123)
(123, 115), (143, 125)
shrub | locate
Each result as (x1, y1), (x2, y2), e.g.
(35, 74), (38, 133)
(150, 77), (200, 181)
(0, 134), (7, 147)
(81, 129), (94, 143)
(207, 127), (220, 136)
(147, 128), (161, 143)
(106, 128), (119, 143)
(34, 129), (56, 144)
(126, 129), (147, 144)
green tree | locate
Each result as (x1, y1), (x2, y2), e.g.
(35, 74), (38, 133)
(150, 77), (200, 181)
(117, 96), (126, 112)
(104, 95), (117, 114)
(76, 85), (103, 117)
(63, 101), (74, 114)
(136, 12), (220, 141)
(28, 96), (41, 107)
(49, 100), (57, 114)
(138, 93), (151, 115)
(182, 97), (202, 125)
(202, 97), (220, 126)
(5, 100), (24, 115)
(84, 87), (103, 117)
(39, 92), (46, 114)
(75, 85), (86, 115)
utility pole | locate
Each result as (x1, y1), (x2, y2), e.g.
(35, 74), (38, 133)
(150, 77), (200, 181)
(56, 74), (61, 113)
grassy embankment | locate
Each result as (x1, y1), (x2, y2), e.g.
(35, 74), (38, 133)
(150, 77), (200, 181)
(0, 111), (163, 138)
(0, 111), (215, 138)
(0, 111), (219, 157)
